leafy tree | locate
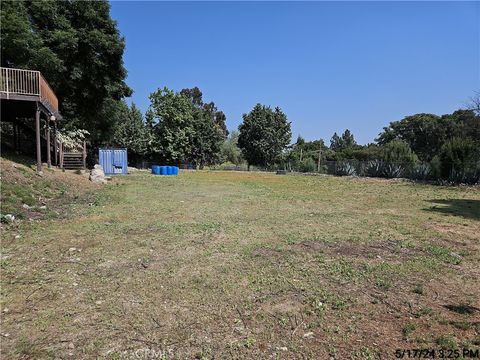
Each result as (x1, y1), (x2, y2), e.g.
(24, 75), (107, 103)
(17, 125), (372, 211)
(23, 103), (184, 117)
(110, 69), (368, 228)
(181, 87), (227, 168)
(438, 138), (479, 183)
(1, 0), (131, 144)
(330, 129), (357, 151)
(382, 140), (418, 165)
(330, 133), (341, 151)
(377, 111), (479, 162)
(221, 131), (243, 165)
(146, 87), (194, 163)
(238, 104), (291, 169)
(112, 103), (148, 157)
(380, 140), (418, 178)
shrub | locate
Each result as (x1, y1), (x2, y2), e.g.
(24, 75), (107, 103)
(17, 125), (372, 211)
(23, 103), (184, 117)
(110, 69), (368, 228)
(438, 138), (479, 184)
(299, 158), (316, 173)
(410, 163), (431, 181)
(382, 140), (418, 178)
(364, 160), (384, 177)
(430, 156), (442, 180)
(383, 163), (405, 178)
(335, 161), (356, 176)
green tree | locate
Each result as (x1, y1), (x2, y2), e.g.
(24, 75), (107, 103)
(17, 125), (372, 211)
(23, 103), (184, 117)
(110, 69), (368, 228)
(112, 102), (148, 157)
(376, 111), (480, 162)
(438, 137), (479, 183)
(381, 140), (418, 178)
(1, 0), (131, 144)
(382, 140), (418, 165)
(238, 104), (291, 169)
(181, 87), (227, 168)
(330, 129), (357, 151)
(221, 131), (243, 165)
(147, 87), (194, 163)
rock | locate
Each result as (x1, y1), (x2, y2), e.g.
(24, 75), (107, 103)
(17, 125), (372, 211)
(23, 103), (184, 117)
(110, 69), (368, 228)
(68, 342), (75, 349)
(303, 332), (314, 338)
(89, 165), (106, 184)
(22, 204), (32, 210)
(69, 247), (77, 252)
(38, 205), (47, 210)
(3, 214), (15, 223)
(15, 235), (21, 239)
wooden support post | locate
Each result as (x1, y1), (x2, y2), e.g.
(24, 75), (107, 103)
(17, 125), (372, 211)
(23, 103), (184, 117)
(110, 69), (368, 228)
(46, 120), (51, 168)
(83, 141), (87, 170)
(60, 142), (64, 170)
(35, 103), (42, 173)
(53, 123), (58, 166)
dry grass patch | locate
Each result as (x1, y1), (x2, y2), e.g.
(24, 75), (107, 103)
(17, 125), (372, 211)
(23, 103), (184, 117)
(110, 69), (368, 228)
(1, 170), (479, 358)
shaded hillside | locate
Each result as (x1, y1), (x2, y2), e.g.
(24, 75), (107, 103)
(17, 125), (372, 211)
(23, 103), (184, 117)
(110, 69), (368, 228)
(0, 154), (99, 222)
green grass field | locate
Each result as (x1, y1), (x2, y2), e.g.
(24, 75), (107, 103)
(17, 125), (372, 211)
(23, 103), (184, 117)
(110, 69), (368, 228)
(1, 170), (479, 359)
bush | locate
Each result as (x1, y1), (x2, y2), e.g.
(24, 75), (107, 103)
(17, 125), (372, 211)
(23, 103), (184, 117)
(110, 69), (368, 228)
(438, 138), (479, 184)
(381, 140), (418, 178)
(335, 161), (356, 176)
(430, 156), (442, 180)
(410, 163), (431, 181)
(299, 158), (316, 173)
(364, 160), (384, 177)
(382, 163), (405, 178)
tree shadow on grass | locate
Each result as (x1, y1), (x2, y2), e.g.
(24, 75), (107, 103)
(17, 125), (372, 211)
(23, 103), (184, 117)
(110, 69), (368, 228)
(424, 199), (480, 220)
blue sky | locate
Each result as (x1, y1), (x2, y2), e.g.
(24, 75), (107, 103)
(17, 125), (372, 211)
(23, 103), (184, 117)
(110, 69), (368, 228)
(110, 1), (479, 145)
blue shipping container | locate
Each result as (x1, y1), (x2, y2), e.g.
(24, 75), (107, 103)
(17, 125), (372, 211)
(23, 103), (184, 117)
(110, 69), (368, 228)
(99, 148), (128, 175)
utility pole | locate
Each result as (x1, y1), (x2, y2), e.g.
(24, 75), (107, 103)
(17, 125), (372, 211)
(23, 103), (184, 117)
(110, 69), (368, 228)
(317, 149), (322, 172)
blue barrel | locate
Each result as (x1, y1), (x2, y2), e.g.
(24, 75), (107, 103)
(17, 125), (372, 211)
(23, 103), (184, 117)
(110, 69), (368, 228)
(160, 166), (167, 175)
(152, 165), (160, 175)
(173, 166), (179, 176)
(167, 166), (173, 175)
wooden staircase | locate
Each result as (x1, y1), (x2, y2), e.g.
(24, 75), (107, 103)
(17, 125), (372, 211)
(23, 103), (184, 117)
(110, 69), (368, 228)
(59, 141), (86, 170)
(62, 152), (85, 169)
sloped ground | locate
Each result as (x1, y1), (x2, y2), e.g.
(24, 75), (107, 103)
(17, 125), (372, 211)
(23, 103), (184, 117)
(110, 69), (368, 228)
(1, 170), (479, 359)
(0, 155), (99, 222)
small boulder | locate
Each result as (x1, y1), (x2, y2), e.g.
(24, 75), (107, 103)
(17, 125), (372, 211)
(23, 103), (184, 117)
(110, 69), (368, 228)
(89, 165), (106, 184)
(2, 214), (15, 223)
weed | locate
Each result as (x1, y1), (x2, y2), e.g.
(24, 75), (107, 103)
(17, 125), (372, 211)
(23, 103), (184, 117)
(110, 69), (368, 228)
(413, 284), (424, 295)
(402, 323), (416, 339)
(15, 336), (38, 357)
(450, 321), (472, 330)
(436, 334), (457, 349)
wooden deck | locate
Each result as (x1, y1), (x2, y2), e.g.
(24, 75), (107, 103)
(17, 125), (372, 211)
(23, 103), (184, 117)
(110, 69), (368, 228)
(0, 67), (79, 172)
(0, 67), (59, 117)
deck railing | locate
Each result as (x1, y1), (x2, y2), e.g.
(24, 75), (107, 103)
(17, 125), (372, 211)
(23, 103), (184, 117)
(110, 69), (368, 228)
(0, 67), (59, 114)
